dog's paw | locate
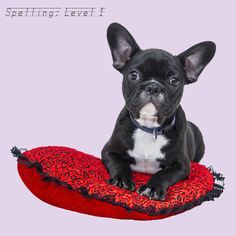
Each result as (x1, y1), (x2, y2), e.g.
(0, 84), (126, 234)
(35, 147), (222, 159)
(137, 183), (167, 201)
(107, 176), (135, 191)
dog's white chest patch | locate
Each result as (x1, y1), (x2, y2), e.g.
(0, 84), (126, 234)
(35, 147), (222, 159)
(128, 129), (169, 174)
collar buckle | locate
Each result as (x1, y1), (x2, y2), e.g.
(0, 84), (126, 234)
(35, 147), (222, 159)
(153, 129), (157, 141)
(153, 128), (164, 141)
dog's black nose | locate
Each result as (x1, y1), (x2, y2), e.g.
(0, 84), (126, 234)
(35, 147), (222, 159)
(145, 83), (161, 96)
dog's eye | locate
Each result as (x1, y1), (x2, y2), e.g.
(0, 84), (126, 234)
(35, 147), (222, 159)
(169, 77), (180, 86)
(128, 71), (139, 80)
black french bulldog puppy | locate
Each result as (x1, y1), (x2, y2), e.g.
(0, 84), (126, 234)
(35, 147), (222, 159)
(102, 23), (216, 200)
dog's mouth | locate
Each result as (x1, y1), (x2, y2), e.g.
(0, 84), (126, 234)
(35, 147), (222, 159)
(125, 89), (168, 123)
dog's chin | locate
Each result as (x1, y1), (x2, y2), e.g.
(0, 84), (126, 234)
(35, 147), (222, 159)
(135, 103), (161, 128)
(139, 103), (158, 118)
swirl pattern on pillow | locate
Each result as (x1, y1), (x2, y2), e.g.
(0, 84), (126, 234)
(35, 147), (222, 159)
(11, 146), (224, 220)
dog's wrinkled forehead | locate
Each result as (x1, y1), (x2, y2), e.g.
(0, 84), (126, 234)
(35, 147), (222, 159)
(125, 49), (182, 79)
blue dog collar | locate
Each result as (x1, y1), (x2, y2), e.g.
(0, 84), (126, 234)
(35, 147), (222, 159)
(129, 112), (176, 140)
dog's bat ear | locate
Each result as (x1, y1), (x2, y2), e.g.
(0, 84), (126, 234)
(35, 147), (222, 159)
(107, 23), (140, 71)
(178, 41), (216, 84)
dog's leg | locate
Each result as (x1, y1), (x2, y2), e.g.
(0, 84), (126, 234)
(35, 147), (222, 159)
(102, 151), (135, 191)
(137, 161), (190, 200)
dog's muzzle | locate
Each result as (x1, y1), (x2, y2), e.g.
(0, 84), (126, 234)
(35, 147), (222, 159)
(144, 81), (166, 97)
(139, 81), (166, 107)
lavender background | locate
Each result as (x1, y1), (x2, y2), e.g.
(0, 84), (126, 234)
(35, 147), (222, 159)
(1, 0), (235, 235)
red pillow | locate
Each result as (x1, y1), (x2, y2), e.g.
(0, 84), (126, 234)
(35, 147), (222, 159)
(11, 146), (224, 220)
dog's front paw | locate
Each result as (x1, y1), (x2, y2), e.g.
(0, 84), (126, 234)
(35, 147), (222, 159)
(108, 176), (135, 191)
(137, 183), (167, 201)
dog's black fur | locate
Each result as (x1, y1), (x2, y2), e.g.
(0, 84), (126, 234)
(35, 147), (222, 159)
(102, 23), (216, 200)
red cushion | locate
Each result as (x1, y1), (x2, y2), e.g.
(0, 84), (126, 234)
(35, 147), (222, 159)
(12, 146), (224, 220)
